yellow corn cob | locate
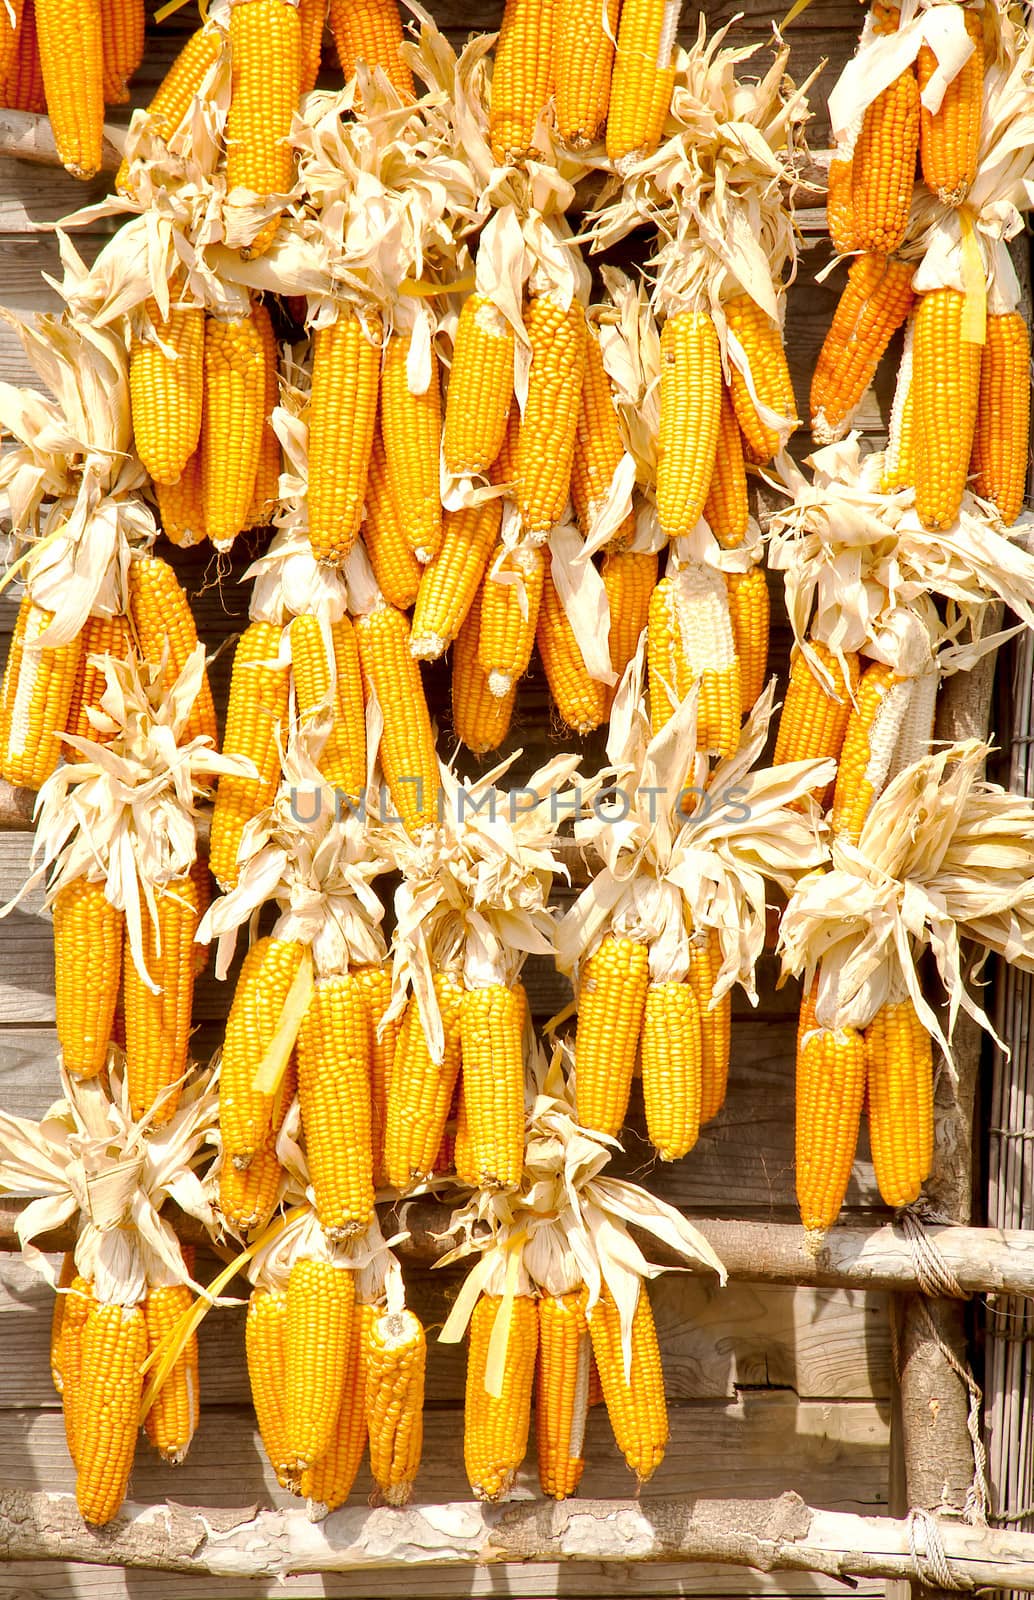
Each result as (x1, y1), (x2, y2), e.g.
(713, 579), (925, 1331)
(657, 309), (722, 540)
(971, 311), (1031, 526)
(575, 934), (649, 1137)
(116, 23), (221, 193)
(299, 1299), (367, 1513)
(384, 970), (464, 1190)
(156, 453), (206, 548)
(602, 549), (657, 699)
(724, 294), (798, 464)
(518, 294), (586, 540)
(130, 299), (205, 487)
(881, 316), (915, 492)
(831, 661), (909, 843)
(773, 642), (860, 774)
(220, 936), (305, 1169)
(128, 554), (217, 747)
(201, 312), (266, 548)
(0, 595), (83, 789)
(144, 1281), (199, 1465)
(100, 0), (143, 103)
(60, 1275), (94, 1467)
(364, 1305), (426, 1506)
(379, 332), (443, 562)
(65, 612), (131, 755)
(460, 983), (524, 1191)
(648, 567), (741, 758)
(356, 601), (438, 833)
(298, 0), (324, 94)
(75, 1301), (147, 1525)
(491, 401), (521, 488)
(606, 0), (680, 167)
(811, 254), (915, 444)
(361, 425), (422, 609)
(1, 0), (45, 112)
(290, 613), (367, 802)
(725, 565), (769, 713)
(464, 1293), (538, 1501)
(796, 1015), (867, 1233)
(443, 295), (514, 476)
(283, 1258), (355, 1475)
(703, 385), (749, 547)
(309, 310), (382, 567)
(536, 566), (607, 736)
(452, 1076), (476, 1186)
(587, 1283), (668, 1483)
(35, 0), (103, 177)
(208, 621), (290, 889)
(489, 0), (554, 164)
(353, 962), (396, 1187)
(329, 0), (413, 97)
(825, 151), (857, 256)
(536, 1288), (590, 1500)
(688, 929), (732, 1123)
(918, 7), (983, 206)
(571, 325), (635, 553)
(50, 1252), (76, 1396)
(245, 299), (282, 527)
(246, 1287), (296, 1488)
(122, 871), (199, 1126)
(478, 542), (545, 697)
(190, 858), (211, 976)
(554, 0), (617, 149)
(297, 973), (375, 1241)
(864, 997), (934, 1209)
(641, 979), (703, 1162)
(852, 4), (919, 253)
(0, 0), (25, 85)
(226, 0), (301, 260)
(53, 878), (122, 1078)
(412, 499), (502, 660)
(220, 1136), (284, 1236)
(452, 587), (517, 755)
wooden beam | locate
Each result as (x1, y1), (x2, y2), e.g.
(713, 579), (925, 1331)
(0, 1485), (1031, 1585)
(0, 110), (122, 171)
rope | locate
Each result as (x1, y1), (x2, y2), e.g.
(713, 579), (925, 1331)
(905, 1509), (974, 1591)
(900, 1204), (970, 1301)
(997, 1502), (1034, 1524)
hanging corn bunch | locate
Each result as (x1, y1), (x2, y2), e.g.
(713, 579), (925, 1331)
(0, 1061), (220, 1523)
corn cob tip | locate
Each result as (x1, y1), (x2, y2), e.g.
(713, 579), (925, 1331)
(810, 408), (846, 448)
(410, 632), (447, 661)
(488, 669), (515, 698)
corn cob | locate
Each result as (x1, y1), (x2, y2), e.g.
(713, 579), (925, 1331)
(864, 996), (934, 1208)
(226, 0), (301, 260)
(725, 565), (769, 714)
(297, 973), (375, 1240)
(606, 0), (680, 167)
(35, 0), (103, 177)
(144, 1281), (199, 1464)
(379, 332), (443, 562)
(831, 662), (913, 843)
(537, 563), (608, 735)
(201, 311), (266, 547)
(536, 1287), (590, 1500)
(795, 1014), (866, 1233)
(290, 613), (366, 802)
(116, 23), (221, 194)
(851, 4), (919, 254)
(881, 315), (915, 492)
(156, 453), (206, 548)
(65, 612), (131, 756)
(190, 859), (211, 977)
(412, 499), (503, 661)
(724, 294), (797, 463)
(99, 0), (143, 103)
(329, 0), (413, 98)
(602, 549), (657, 699)
(364, 1305), (426, 1505)
(554, 0), (617, 149)
(349, 962), (394, 1187)
(0, 0), (26, 89)
(443, 295), (514, 475)
(917, 7), (983, 206)
(773, 641), (860, 777)
(298, 0), (324, 94)
(50, 1252), (76, 1397)
(452, 588), (517, 755)
(209, 621), (290, 888)
(971, 311), (1031, 525)
(130, 299), (205, 487)
(491, 401), (521, 488)
(245, 299), (282, 527)
(122, 871), (199, 1126)
(658, 309), (722, 540)
(0, 593), (84, 789)
(460, 982), (524, 1191)
(825, 148), (857, 256)
(478, 542), (545, 697)
(220, 936), (305, 1170)
(648, 567), (741, 758)
(299, 1298), (367, 1512)
(220, 1136), (285, 1236)
(384, 970), (464, 1190)
(356, 601), (438, 833)
(361, 425), (422, 609)
(308, 310), (382, 566)
(128, 554), (217, 746)
(283, 1258), (355, 1474)
(60, 1275), (94, 1467)
(489, 0), (554, 165)
(0, 0), (44, 110)
(703, 385), (750, 547)
(811, 254), (915, 444)
(641, 979), (703, 1161)
(247, 1287), (295, 1488)
(571, 327), (636, 552)
(688, 928), (732, 1123)
(464, 1293), (538, 1501)
(518, 294), (587, 540)
(587, 1284), (668, 1483)
(574, 934), (649, 1137)
(53, 878), (122, 1078)
(75, 1301), (147, 1525)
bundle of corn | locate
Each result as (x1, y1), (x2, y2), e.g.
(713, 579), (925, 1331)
(375, 752), (579, 1195)
(779, 741), (1034, 1231)
(1, 650), (247, 1122)
(556, 661), (833, 1154)
(0, 1060), (219, 1523)
(437, 1044), (726, 1499)
(200, 727), (392, 1236)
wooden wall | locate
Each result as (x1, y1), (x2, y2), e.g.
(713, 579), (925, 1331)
(0, 3), (909, 1596)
